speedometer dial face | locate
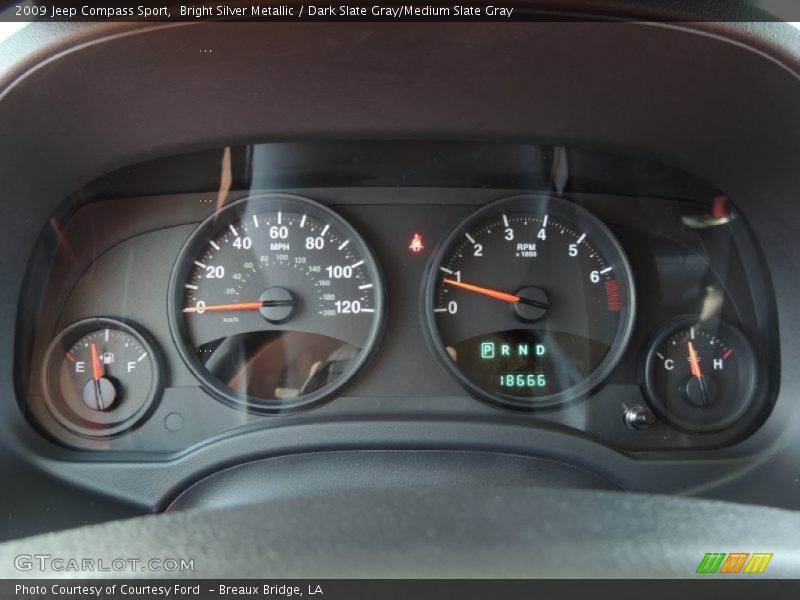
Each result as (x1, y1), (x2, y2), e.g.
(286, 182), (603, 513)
(423, 195), (635, 410)
(169, 195), (384, 412)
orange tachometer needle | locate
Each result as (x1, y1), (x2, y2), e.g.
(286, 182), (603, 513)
(90, 343), (103, 381)
(688, 341), (703, 379)
(183, 301), (264, 314)
(442, 278), (521, 303)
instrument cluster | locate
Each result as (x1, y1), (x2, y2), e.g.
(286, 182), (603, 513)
(16, 143), (778, 456)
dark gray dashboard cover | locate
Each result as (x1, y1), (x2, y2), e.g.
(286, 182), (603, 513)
(167, 451), (619, 511)
(1, 486), (799, 578)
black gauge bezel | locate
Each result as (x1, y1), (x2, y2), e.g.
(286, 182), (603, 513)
(168, 194), (386, 414)
(41, 317), (162, 438)
(641, 315), (758, 432)
(422, 194), (637, 412)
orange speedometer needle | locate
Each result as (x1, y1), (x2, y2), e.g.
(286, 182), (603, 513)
(183, 299), (298, 314)
(687, 341), (703, 379)
(90, 343), (103, 381)
(183, 301), (264, 313)
(443, 278), (520, 303)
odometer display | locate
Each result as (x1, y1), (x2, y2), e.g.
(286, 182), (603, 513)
(423, 195), (635, 409)
(169, 195), (384, 412)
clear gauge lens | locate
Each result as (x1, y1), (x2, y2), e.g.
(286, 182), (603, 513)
(423, 195), (635, 410)
(169, 195), (384, 412)
(42, 318), (160, 437)
(643, 317), (757, 431)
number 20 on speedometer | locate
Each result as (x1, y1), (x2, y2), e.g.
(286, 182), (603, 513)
(422, 195), (635, 410)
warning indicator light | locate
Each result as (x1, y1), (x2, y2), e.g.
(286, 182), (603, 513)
(408, 233), (425, 254)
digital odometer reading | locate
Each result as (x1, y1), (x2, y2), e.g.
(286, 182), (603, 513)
(424, 195), (635, 409)
(169, 195), (384, 412)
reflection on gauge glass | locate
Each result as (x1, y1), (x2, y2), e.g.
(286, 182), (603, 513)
(169, 194), (385, 412)
(41, 318), (160, 437)
(643, 317), (757, 432)
(423, 195), (635, 410)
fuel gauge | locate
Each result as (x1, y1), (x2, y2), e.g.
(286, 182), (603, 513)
(42, 318), (161, 438)
(642, 317), (757, 432)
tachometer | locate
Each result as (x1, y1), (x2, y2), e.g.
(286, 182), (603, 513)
(422, 195), (635, 410)
(169, 195), (385, 412)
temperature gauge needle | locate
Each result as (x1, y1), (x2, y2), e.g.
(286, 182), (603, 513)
(90, 343), (106, 411)
(687, 341), (702, 379)
(687, 341), (711, 407)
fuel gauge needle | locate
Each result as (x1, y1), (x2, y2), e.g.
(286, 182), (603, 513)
(688, 341), (711, 407)
(90, 343), (105, 411)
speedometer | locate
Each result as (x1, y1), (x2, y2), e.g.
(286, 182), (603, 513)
(422, 195), (635, 410)
(169, 195), (384, 412)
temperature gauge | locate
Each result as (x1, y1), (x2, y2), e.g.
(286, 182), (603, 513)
(42, 318), (160, 437)
(642, 317), (757, 432)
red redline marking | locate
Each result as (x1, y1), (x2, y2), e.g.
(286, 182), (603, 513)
(65, 352), (75, 362)
(604, 279), (621, 312)
(723, 348), (734, 359)
(713, 196), (730, 220)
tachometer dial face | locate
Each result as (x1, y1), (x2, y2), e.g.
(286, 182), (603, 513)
(169, 195), (384, 412)
(643, 317), (757, 431)
(423, 195), (635, 410)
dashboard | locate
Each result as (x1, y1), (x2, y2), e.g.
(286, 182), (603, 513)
(18, 142), (778, 454)
(2, 12), (800, 572)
